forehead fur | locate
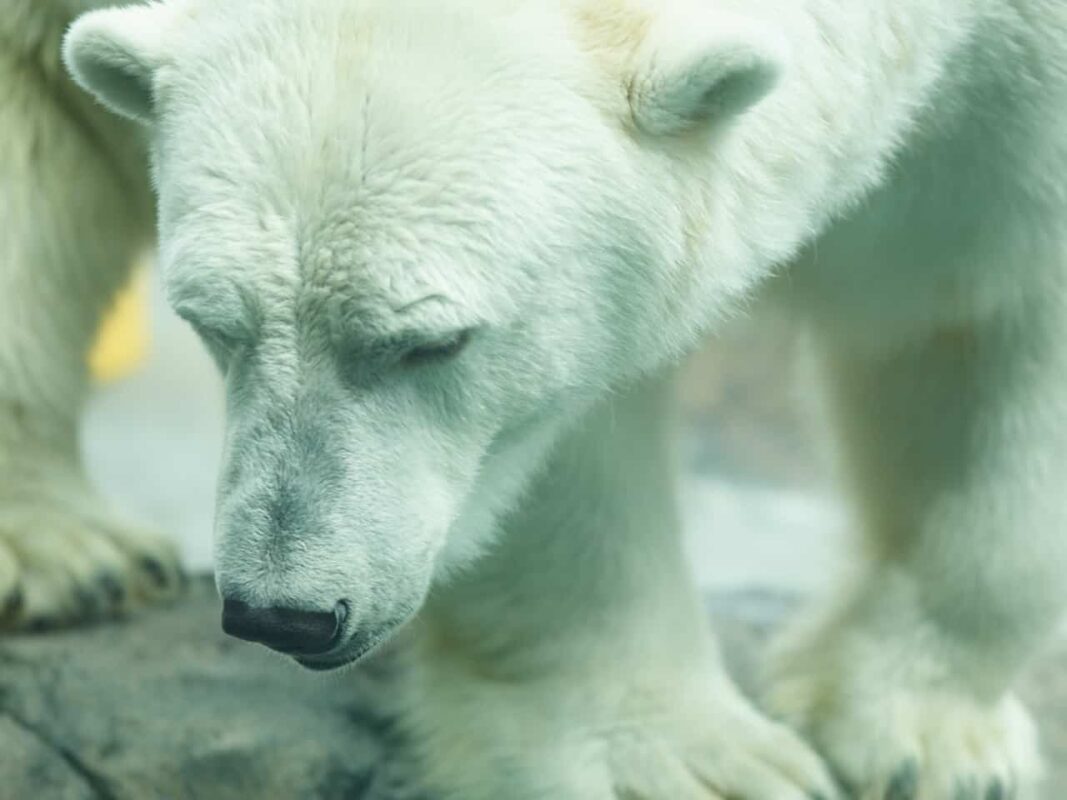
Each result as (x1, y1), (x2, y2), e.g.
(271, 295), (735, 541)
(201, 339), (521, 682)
(156, 0), (640, 330)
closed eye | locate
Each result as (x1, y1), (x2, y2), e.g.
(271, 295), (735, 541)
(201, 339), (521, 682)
(180, 317), (238, 350)
(172, 301), (251, 355)
(183, 319), (246, 369)
(402, 328), (475, 367)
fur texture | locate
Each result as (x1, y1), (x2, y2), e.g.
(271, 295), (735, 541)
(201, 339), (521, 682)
(0, 0), (182, 627)
(2, 0), (1066, 797)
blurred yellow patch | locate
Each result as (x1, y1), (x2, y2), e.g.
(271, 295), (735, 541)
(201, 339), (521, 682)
(90, 269), (149, 383)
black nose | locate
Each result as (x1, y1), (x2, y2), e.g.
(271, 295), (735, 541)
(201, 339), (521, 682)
(221, 598), (345, 656)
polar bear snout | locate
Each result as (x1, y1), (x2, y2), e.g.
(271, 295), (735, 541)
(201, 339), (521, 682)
(217, 580), (410, 671)
(220, 597), (347, 657)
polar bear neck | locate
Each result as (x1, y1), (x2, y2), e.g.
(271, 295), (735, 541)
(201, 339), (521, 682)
(637, 0), (1039, 360)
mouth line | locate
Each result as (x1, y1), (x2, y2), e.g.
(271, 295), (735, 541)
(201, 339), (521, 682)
(293, 626), (394, 672)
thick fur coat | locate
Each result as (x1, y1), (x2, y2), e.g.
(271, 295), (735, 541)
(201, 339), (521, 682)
(1, 0), (1065, 797)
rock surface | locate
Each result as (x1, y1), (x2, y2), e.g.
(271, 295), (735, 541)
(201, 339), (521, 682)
(1, 579), (1064, 799)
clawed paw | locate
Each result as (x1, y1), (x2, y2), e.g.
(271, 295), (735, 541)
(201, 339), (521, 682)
(768, 634), (1042, 800)
(0, 485), (183, 631)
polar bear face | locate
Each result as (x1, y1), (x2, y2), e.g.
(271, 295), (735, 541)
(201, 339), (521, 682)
(65, 0), (784, 667)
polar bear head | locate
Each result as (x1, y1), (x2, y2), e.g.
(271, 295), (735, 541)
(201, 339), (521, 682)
(65, 0), (785, 668)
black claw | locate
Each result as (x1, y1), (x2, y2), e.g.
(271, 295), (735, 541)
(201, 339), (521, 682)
(886, 761), (920, 800)
(139, 557), (170, 588)
(986, 780), (1006, 800)
(835, 772), (859, 800)
(1, 587), (23, 617)
(98, 574), (126, 605)
(75, 586), (103, 617)
(27, 616), (56, 633)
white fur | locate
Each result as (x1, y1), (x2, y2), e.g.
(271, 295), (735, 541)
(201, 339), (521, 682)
(0, 0), (182, 627)
(2, 0), (1065, 796)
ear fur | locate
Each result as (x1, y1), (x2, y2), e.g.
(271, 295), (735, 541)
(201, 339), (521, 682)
(626, 6), (788, 136)
(63, 4), (174, 123)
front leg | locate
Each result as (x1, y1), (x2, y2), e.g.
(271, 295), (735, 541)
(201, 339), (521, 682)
(768, 292), (1067, 799)
(0, 40), (182, 630)
(402, 377), (837, 800)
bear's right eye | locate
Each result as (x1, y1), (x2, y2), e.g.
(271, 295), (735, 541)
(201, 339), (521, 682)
(173, 300), (249, 362)
(189, 323), (243, 367)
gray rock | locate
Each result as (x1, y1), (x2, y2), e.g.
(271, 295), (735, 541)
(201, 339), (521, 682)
(0, 578), (423, 800)
(1, 579), (1063, 799)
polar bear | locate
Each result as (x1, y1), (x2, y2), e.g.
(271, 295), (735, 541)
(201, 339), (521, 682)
(1, 0), (1065, 797)
(0, 0), (183, 625)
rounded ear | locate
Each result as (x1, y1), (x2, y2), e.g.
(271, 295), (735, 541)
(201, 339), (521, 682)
(627, 9), (788, 136)
(63, 5), (174, 124)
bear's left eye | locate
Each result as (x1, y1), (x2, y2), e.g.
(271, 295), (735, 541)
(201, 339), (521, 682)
(402, 328), (475, 367)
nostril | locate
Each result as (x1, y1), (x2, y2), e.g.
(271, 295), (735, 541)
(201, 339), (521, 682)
(334, 599), (349, 629)
(221, 598), (342, 656)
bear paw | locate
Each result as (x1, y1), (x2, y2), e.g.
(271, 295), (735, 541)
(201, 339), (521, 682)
(604, 685), (840, 800)
(415, 668), (840, 800)
(768, 632), (1043, 799)
(0, 466), (183, 631)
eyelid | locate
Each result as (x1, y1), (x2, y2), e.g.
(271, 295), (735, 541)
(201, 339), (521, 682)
(195, 322), (241, 348)
(402, 327), (476, 366)
(173, 304), (252, 347)
(168, 275), (260, 343)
